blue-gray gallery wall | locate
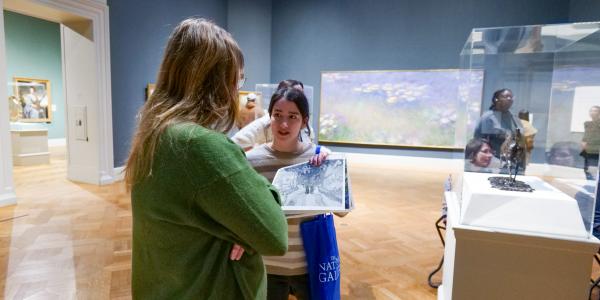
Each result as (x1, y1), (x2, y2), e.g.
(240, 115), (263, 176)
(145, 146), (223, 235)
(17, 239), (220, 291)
(569, 0), (600, 22)
(227, 0), (272, 89)
(4, 11), (65, 139)
(468, 0), (600, 165)
(109, 0), (600, 165)
(568, 0), (600, 141)
(108, 0), (227, 166)
(270, 0), (571, 158)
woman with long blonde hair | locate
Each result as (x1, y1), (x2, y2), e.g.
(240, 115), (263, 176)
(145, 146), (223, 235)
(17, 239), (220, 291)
(125, 18), (287, 299)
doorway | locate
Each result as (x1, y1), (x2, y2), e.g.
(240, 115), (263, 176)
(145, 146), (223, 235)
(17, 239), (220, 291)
(0, 0), (114, 207)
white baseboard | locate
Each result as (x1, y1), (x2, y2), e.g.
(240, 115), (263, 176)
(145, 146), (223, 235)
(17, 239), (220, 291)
(113, 166), (125, 182)
(0, 191), (17, 207)
(48, 138), (66, 147)
(100, 174), (115, 185)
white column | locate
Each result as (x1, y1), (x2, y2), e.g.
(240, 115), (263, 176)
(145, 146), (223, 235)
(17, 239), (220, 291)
(0, 4), (17, 207)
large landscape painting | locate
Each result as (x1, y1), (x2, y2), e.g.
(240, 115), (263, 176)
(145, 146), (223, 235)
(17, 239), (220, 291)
(319, 70), (484, 148)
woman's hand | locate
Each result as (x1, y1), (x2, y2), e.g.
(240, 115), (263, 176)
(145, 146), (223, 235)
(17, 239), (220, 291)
(230, 244), (245, 260)
(309, 145), (329, 166)
(309, 151), (328, 166)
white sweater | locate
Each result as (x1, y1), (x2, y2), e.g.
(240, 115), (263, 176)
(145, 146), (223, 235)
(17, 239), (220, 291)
(231, 113), (313, 148)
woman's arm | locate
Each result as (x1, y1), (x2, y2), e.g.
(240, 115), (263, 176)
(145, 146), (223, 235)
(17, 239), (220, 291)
(182, 130), (288, 256)
(191, 172), (288, 256)
(231, 114), (270, 149)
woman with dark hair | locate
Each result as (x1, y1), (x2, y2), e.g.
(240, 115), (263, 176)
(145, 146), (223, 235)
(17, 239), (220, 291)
(124, 18), (287, 299)
(464, 138), (502, 173)
(277, 79), (304, 90)
(474, 88), (524, 157)
(244, 87), (331, 299)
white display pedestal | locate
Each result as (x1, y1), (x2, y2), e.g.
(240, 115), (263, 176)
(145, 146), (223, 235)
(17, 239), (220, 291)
(461, 172), (588, 238)
(10, 129), (50, 166)
(439, 191), (600, 300)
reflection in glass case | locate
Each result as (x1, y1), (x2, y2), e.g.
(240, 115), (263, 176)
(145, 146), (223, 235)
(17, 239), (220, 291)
(455, 22), (600, 239)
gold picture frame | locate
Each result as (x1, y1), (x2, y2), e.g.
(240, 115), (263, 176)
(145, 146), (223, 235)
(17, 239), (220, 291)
(146, 83), (156, 101)
(12, 77), (52, 123)
(237, 90), (265, 129)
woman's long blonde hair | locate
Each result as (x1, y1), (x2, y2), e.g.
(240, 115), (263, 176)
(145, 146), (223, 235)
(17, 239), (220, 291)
(124, 18), (243, 187)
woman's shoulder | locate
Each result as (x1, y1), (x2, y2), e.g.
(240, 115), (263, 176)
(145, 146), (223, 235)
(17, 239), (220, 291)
(301, 143), (317, 155)
(475, 111), (495, 124)
(480, 110), (496, 118)
(165, 123), (225, 142)
(161, 123), (248, 172)
(166, 122), (207, 136)
(245, 144), (271, 160)
(230, 115), (270, 146)
(163, 123), (241, 153)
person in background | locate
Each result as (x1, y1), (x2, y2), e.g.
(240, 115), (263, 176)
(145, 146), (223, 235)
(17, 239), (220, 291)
(518, 109), (537, 165)
(582, 105), (600, 179)
(474, 88), (524, 157)
(464, 138), (502, 173)
(124, 18), (287, 299)
(22, 86), (43, 119)
(8, 95), (22, 121)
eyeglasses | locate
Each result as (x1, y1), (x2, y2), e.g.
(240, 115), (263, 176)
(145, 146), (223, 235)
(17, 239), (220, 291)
(237, 76), (246, 90)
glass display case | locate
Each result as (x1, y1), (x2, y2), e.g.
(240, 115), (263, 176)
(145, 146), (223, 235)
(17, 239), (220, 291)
(455, 22), (600, 239)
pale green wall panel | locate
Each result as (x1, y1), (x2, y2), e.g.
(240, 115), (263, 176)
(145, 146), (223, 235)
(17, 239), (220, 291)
(4, 10), (64, 139)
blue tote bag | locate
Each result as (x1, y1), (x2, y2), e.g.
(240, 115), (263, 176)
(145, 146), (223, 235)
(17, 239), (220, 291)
(300, 213), (341, 300)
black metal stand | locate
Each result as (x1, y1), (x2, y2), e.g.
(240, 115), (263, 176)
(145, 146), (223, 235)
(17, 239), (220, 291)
(427, 215), (446, 289)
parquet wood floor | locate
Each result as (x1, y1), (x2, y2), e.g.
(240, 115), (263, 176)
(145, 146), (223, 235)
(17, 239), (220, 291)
(1, 147), (131, 299)
(1, 148), (598, 299)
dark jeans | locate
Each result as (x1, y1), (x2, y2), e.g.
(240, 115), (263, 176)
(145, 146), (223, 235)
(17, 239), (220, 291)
(267, 274), (310, 300)
(583, 152), (599, 180)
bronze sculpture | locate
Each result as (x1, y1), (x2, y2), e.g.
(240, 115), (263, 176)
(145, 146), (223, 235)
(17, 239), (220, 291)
(488, 129), (534, 192)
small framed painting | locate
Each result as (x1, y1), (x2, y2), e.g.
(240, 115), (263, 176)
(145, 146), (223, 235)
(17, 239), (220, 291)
(12, 77), (52, 123)
(146, 83), (156, 101)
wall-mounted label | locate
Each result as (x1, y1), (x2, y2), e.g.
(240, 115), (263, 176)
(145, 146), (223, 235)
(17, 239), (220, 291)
(73, 105), (88, 141)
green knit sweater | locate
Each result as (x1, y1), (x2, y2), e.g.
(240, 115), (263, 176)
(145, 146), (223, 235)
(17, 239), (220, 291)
(131, 123), (288, 299)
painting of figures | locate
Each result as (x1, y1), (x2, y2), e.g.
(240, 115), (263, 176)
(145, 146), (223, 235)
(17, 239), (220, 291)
(12, 77), (52, 123)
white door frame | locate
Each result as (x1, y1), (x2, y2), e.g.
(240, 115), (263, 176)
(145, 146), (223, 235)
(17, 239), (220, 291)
(0, 0), (114, 206)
